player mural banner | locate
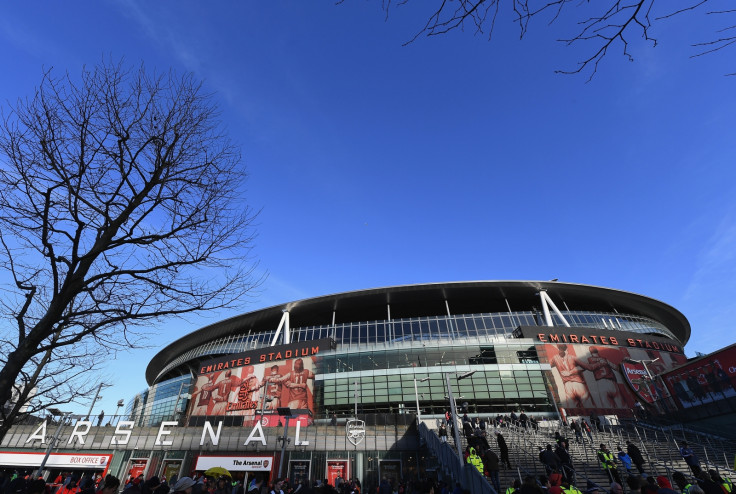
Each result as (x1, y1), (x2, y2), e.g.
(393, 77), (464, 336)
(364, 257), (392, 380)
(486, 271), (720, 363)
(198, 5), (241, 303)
(187, 339), (334, 425)
(515, 326), (687, 417)
(661, 344), (736, 409)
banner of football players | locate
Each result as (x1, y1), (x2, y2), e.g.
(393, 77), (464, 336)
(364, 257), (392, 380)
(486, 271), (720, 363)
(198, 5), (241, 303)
(660, 343), (736, 409)
(515, 326), (688, 417)
(187, 339), (333, 426)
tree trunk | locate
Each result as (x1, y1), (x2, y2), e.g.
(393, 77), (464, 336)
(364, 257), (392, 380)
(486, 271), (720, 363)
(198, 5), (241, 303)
(0, 348), (36, 443)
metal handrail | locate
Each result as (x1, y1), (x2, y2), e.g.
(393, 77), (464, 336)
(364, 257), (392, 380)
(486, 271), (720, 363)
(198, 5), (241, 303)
(419, 420), (497, 494)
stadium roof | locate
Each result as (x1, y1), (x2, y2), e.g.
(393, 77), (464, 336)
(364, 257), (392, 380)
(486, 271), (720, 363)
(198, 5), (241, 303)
(146, 280), (690, 384)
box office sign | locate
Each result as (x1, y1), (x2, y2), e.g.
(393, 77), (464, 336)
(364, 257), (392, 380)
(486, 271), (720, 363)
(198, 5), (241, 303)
(0, 452), (111, 469)
(195, 455), (273, 472)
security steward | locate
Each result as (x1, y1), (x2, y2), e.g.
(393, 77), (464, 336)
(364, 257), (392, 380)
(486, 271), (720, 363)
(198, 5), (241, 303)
(709, 470), (733, 493)
(560, 479), (583, 494)
(597, 444), (622, 485)
(506, 479), (521, 494)
(467, 446), (484, 474)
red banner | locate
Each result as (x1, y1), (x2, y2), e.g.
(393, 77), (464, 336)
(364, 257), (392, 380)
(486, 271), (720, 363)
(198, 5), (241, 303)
(540, 342), (686, 416)
(188, 356), (317, 425)
(327, 460), (348, 487)
(661, 344), (736, 409)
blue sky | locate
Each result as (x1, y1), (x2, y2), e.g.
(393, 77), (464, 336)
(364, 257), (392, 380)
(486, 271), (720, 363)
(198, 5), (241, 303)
(1, 1), (735, 416)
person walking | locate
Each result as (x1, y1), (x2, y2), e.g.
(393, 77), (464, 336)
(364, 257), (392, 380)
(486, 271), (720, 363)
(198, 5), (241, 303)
(484, 448), (501, 494)
(570, 421), (583, 443)
(616, 446), (633, 474)
(497, 433), (512, 469)
(627, 441), (646, 475)
(540, 444), (561, 476)
(439, 423), (448, 443)
(467, 447), (484, 475)
(555, 442), (575, 484)
(581, 420), (593, 442)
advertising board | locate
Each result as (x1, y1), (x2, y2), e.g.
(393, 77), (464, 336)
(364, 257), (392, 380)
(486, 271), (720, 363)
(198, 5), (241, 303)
(515, 326), (687, 417)
(288, 460), (310, 484)
(194, 455), (273, 472)
(327, 460), (348, 487)
(379, 460), (402, 485)
(187, 339), (333, 425)
(661, 344), (736, 409)
(0, 452), (111, 471)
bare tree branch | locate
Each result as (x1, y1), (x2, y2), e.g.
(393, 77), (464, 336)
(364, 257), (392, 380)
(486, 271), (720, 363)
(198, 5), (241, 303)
(0, 59), (263, 441)
(354, 0), (735, 78)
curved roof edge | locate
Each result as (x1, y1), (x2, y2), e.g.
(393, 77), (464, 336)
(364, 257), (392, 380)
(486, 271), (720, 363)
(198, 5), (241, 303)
(146, 280), (691, 384)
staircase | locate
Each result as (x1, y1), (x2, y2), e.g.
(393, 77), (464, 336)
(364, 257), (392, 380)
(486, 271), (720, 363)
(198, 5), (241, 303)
(421, 417), (736, 494)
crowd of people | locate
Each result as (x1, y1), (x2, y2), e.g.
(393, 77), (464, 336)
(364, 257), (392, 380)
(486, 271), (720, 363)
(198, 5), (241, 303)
(0, 471), (121, 494)
(435, 410), (734, 494)
(0, 472), (366, 494)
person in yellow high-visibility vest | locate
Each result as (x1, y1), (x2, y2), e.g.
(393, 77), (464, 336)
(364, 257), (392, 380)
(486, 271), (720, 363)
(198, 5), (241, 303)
(709, 470), (733, 494)
(597, 444), (622, 485)
(673, 471), (694, 494)
(467, 446), (484, 475)
(506, 479), (521, 494)
(560, 479), (583, 494)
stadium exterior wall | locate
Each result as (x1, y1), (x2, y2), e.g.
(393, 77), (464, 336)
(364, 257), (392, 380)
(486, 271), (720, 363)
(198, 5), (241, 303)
(1, 281), (692, 490)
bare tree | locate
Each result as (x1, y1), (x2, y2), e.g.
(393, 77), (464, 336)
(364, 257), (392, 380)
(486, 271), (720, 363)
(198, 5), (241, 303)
(0, 60), (260, 441)
(355, 0), (736, 79)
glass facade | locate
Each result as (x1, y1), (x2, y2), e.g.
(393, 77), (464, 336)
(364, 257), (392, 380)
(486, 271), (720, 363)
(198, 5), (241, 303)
(314, 338), (553, 417)
(154, 310), (676, 383)
(128, 375), (193, 426)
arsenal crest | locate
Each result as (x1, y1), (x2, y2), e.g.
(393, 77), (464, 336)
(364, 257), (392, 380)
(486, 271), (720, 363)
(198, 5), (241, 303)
(346, 418), (366, 446)
(621, 361), (657, 403)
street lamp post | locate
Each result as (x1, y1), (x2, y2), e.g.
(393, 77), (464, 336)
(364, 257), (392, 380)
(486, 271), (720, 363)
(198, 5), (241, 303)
(35, 409), (73, 478)
(114, 399), (125, 422)
(413, 377), (429, 424)
(86, 383), (109, 420)
(276, 407), (293, 479)
(444, 370), (476, 467)
(260, 392), (274, 425)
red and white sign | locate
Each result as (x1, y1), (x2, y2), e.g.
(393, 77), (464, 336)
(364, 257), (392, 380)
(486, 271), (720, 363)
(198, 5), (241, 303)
(0, 452), (111, 469)
(327, 460), (348, 487)
(195, 455), (273, 472)
(128, 459), (147, 478)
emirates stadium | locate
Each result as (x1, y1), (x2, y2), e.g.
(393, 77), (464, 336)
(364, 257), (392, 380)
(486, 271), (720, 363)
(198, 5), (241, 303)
(1, 280), (694, 488)
(142, 280), (690, 426)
